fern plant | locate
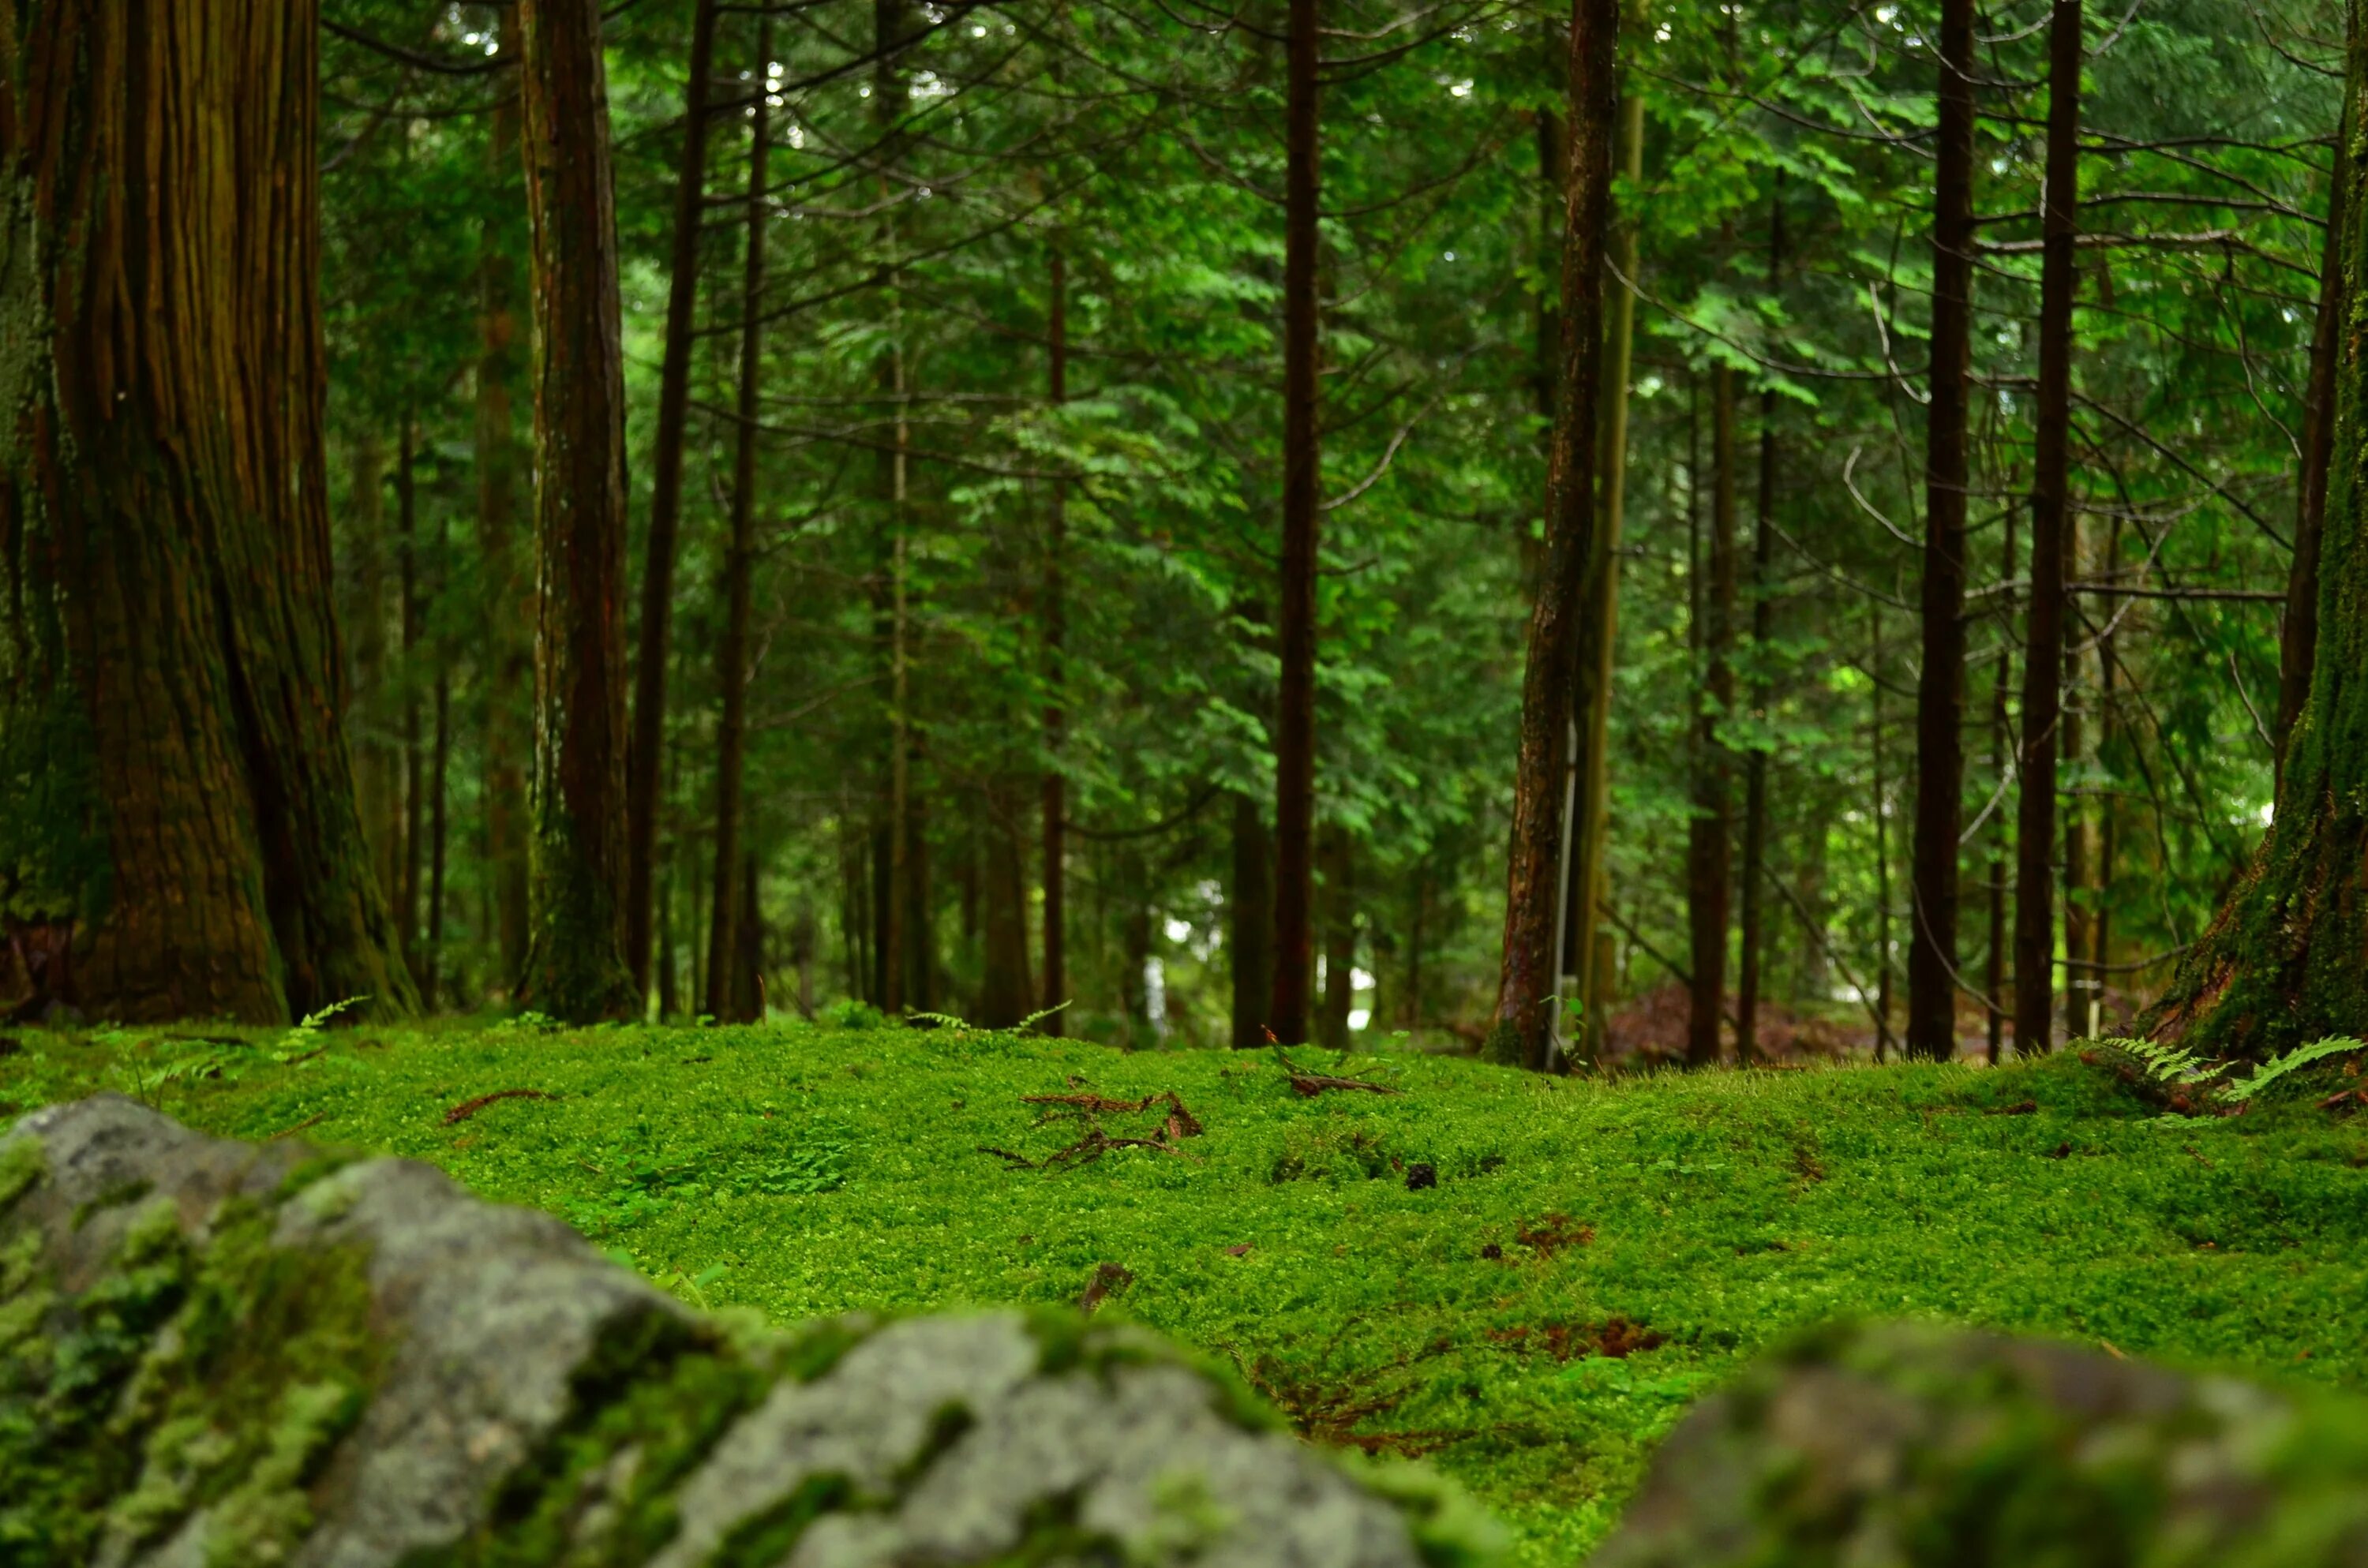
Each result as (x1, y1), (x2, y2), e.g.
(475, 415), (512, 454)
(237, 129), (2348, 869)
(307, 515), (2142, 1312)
(2098, 1035), (2362, 1109)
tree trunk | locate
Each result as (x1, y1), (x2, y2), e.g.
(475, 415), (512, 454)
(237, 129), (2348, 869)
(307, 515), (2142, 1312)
(904, 786), (935, 1012)
(1737, 189), (1785, 1065)
(478, 47), (531, 993)
(625, 0), (724, 998)
(0, 0), (414, 1024)
(2062, 530), (2089, 1039)
(978, 781), (1035, 1027)
(706, 17), (771, 1024)
(1041, 246), (1070, 1031)
(398, 417), (424, 983)
(425, 622), (452, 1012)
(1270, 0), (1325, 1047)
(1317, 829), (1355, 1050)
(2094, 520), (2122, 1031)
(347, 433), (399, 910)
(1871, 593), (1895, 1061)
(1567, 80), (1646, 1066)
(516, 0), (638, 1021)
(1231, 792), (1275, 1046)
(1905, 0), (1981, 1061)
(1491, 0), (1620, 1070)
(1988, 509), (2018, 1063)
(2013, 0), (2084, 1057)
(1686, 361), (1738, 1068)
(732, 852), (765, 1020)
(2279, 121), (2347, 774)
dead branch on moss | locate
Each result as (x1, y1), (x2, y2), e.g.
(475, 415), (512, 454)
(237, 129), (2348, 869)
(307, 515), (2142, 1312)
(1273, 1049), (1401, 1098)
(443, 1087), (558, 1125)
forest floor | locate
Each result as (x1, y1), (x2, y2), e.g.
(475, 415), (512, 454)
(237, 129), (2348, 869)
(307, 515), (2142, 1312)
(7, 1019), (2368, 1562)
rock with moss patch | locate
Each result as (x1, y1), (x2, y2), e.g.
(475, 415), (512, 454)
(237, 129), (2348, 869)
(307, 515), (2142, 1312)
(1590, 1319), (2368, 1567)
(1, 1096), (1494, 1568)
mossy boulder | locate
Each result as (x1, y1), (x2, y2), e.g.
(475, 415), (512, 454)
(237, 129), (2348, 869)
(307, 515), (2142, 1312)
(0, 1096), (1490, 1568)
(1591, 1319), (2368, 1567)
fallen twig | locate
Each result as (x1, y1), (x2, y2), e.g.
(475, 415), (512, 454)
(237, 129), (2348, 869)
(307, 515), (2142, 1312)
(1274, 1048), (1401, 1098)
(269, 1110), (331, 1140)
(978, 1144), (1039, 1169)
(444, 1087), (557, 1125)
(1080, 1261), (1134, 1313)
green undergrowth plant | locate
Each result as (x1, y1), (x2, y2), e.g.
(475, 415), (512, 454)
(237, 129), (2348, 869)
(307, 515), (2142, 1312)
(2094, 1035), (2366, 1112)
(9, 1022), (2368, 1565)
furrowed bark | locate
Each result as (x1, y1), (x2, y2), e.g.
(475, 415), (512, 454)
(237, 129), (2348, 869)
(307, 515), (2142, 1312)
(2278, 110), (2347, 774)
(2014, 0), (2082, 1056)
(1270, 0), (1325, 1047)
(1492, 0), (1619, 1071)
(0, 0), (414, 1023)
(626, 0), (724, 998)
(1905, 0), (1981, 1061)
(1686, 361), (1737, 1069)
(706, 17), (772, 1024)
(516, 0), (639, 1021)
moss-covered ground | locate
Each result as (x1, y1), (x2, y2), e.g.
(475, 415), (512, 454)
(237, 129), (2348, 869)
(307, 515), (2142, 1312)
(7, 1019), (2368, 1564)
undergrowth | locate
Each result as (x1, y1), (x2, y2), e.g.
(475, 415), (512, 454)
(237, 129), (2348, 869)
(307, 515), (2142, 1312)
(7, 1020), (2368, 1564)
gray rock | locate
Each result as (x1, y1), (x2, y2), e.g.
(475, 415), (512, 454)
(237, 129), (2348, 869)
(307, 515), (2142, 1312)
(1588, 1319), (2368, 1568)
(0, 1096), (1490, 1568)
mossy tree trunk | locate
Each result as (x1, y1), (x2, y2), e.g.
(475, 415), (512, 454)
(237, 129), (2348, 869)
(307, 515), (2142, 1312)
(2153, 1), (2368, 1055)
(516, 0), (638, 1021)
(0, 0), (414, 1024)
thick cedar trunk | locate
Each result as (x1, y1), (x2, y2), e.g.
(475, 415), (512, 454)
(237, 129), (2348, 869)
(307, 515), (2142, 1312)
(1685, 362), (1738, 1068)
(625, 0), (723, 997)
(1565, 82), (1645, 1065)
(1988, 510), (2018, 1062)
(516, 0), (638, 1021)
(478, 58), (532, 992)
(978, 782), (1035, 1027)
(1905, 0), (1980, 1061)
(1041, 248), (1069, 1030)
(1231, 793), (1275, 1046)
(1737, 192), (1785, 1065)
(1270, 0), (1324, 1047)
(2280, 132), (2347, 772)
(2014, 0), (2083, 1056)
(1317, 829), (1355, 1050)
(0, 0), (414, 1023)
(706, 19), (771, 1024)
(1493, 0), (1619, 1069)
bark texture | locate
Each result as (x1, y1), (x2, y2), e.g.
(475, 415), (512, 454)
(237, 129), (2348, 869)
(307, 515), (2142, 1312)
(1492, 0), (1619, 1070)
(2280, 110), (2348, 771)
(2013, 0), (2082, 1057)
(477, 56), (531, 991)
(1905, 0), (1980, 1061)
(2152, 6), (2368, 1056)
(0, 0), (414, 1023)
(1270, 0), (1325, 1046)
(515, 0), (639, 1021)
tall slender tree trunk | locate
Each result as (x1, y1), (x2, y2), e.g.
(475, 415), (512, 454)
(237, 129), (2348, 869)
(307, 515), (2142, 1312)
(1871, 593), (1895, 1061)
(425, 614), (452, 1012)
(1686, 361), (1738, 1068)
(1231, 792), (1275, 1046)
(978, 782), (1035, 1027)
(1317, 829), (1355, 1050)
(905, 789), (934, 1011)
(478, 48), (532, 993)
(2280, 118), (2348, 774)
(733, 852), (765, 1020)
(2062, 525), (2089, 1039)
(1567, 80), (1645, 1066)
(1270, 0), (1326, 1047)
(2094, 520), (2122, 1031)
(2014, 0), (2083, 1057)
(0, 0), (414, 1023)
(1492, 0), (1620, 1070)
(872, 0), (912, 1016)
(397, 417), (424, 982)
(1987, 510), (2018, 1062)
(706, 19), (771, 1024)
(1041, 247), (1070, 1030)
(1905, 0), (1981, 1061)
(626, 0), (724, 997)
(516, 0), (638, 1021)
(1737, 190), (1785, 1065)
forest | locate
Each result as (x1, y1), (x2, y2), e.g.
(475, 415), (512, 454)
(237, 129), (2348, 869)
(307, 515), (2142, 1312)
(13, 5), (2368, 1560)
(6, 0), (2360, 1064)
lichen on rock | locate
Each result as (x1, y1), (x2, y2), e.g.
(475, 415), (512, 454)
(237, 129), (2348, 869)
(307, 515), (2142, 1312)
(0, 1097), (1492, 1568)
